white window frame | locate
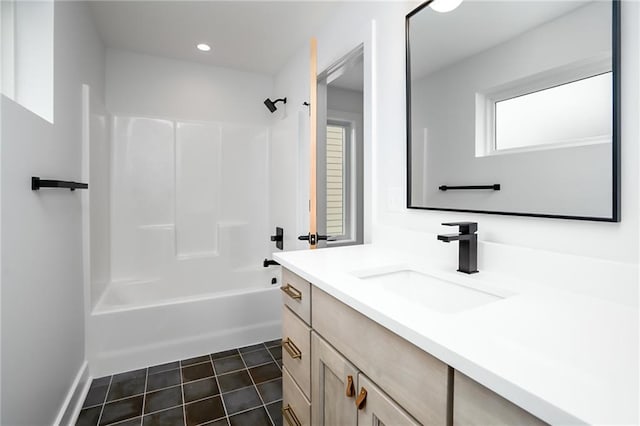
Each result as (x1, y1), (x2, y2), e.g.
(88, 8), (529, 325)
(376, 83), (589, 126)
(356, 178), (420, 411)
(1, 0), (54, 122)
(475, 55), (612, 158)
(1, 0), (16, 99)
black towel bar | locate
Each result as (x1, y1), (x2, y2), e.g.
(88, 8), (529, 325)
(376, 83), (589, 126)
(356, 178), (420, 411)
(439, 184), (500, 191)
(32, 176), (88, 191)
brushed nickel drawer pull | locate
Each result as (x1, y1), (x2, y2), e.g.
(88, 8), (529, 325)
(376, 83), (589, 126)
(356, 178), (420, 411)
(346, 375), (355, 397)
(283, 404), (302, 426)
(355, 387), (367, 409)
(282, 337), (302, 359)
(281, 283), (302, 300)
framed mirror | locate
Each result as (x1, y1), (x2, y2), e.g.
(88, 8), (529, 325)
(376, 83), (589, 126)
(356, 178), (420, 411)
(406, 0), (620, 221)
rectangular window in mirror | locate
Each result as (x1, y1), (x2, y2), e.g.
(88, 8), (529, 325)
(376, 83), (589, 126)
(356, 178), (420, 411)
(406, 0), (620, 221)
(494, 72), (612, 153)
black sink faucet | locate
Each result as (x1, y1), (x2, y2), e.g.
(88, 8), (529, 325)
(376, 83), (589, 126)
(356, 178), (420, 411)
(437, 222), (478, 274)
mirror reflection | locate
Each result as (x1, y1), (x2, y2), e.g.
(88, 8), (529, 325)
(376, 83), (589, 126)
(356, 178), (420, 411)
(407, 1), (618, 220)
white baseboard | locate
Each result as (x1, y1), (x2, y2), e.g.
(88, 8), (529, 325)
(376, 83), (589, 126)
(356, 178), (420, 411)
(54, 361), (91, 426)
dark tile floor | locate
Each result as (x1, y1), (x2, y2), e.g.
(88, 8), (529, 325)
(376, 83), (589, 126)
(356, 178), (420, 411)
(76, 340), (283, 426)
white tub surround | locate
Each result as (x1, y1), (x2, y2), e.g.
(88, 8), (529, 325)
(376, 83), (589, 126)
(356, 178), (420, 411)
(274, 244), (639, 425)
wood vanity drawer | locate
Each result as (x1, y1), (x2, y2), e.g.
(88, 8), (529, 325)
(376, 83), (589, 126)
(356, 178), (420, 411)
(282, 268), (312, 325)
(282, 305), (311, 399)
(312, 287), (450, 426)
(283, 366), (311, 426)
(453, 371), (547, 426)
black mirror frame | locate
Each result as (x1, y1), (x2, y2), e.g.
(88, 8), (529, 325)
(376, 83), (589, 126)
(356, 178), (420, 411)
(405, 0), (621, 222)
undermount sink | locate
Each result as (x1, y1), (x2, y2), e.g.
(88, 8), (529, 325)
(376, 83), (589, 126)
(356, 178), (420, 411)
(354, 269), (505, 314)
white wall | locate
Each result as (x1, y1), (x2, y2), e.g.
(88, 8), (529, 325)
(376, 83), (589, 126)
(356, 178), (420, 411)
(106, 48), (273, 124)
(273, 0), (638, 299)
(327, 86), (363, 114)
(0, 2), (105, 424)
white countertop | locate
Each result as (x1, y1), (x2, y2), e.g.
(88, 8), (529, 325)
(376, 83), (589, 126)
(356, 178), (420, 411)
(274, 244), (639, 425)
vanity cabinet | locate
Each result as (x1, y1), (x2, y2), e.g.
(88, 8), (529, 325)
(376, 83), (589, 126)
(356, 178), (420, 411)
(281, 268), (448, 426)
(281, 267), (547, 426)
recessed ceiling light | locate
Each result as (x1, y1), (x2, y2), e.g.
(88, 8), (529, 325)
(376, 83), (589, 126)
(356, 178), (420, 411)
(430, 0), (463, 13)
(196, 43), (211, 52)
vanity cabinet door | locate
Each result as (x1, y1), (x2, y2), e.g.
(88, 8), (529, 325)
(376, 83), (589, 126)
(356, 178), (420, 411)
(311, 332), (359, 426)
(356, 373), (421, 426)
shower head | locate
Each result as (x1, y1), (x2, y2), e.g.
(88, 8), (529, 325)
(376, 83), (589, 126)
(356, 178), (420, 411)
(264, 97), (287, 113)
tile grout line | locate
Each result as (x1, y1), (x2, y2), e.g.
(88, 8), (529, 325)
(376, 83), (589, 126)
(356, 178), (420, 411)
(145, 365), (196, 394)
(238, 344), (276, 426)
(139, 402), (182, 419)
(261, 342), (283, 418)
(210, 354), (231, 426)
(200, 401), (282, 425)
(141, 388), (233, 419)
(180, 360), (187, 426)
(214, 359), (277, 379)
(92, 391), (144, 406)
(193, 414), (228, 426)
(96, 375), (114, 426)
(264, 342), (282, 372)
(140, 368), (149, 425)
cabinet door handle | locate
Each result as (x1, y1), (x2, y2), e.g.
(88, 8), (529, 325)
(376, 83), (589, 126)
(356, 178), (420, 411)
(283, 404), (302, 426)
(355, 387), (367, 409)
(280, 284), (302, 300)
(282, 338), (302, 359)
(346, 375), (355, 397)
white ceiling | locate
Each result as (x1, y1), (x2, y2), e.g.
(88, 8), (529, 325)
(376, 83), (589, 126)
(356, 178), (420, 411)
(409, 1), (591, 80)
(89, 1), (340, 75)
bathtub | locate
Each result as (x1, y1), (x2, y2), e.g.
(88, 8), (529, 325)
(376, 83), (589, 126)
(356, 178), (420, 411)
(88, 280), (282, 377)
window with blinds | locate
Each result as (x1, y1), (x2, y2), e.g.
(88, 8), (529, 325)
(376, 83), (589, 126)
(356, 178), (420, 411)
(326, 124), (347, 237)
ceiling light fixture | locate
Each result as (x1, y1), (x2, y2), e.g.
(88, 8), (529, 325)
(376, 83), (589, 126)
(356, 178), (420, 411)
(196, 43), (211, 52)
(430, 0), (463, 13)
